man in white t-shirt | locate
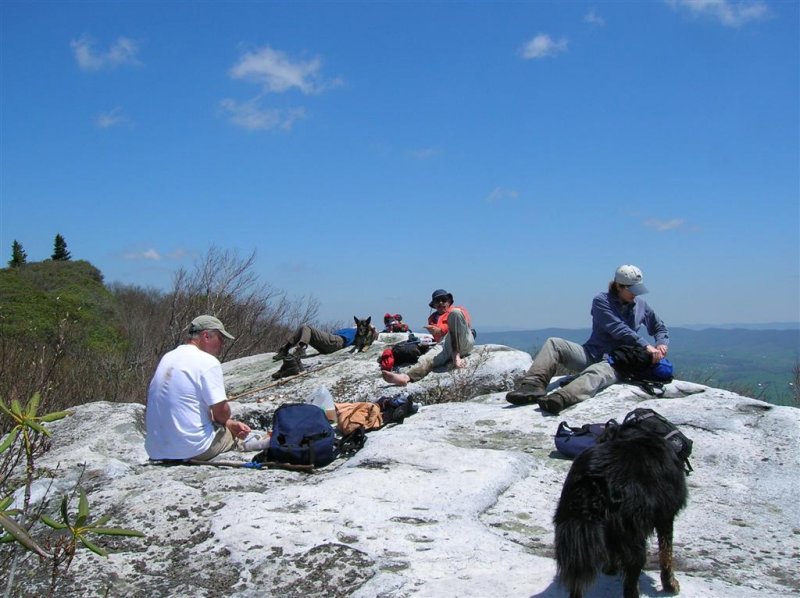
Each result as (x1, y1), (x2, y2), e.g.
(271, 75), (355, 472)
(145, 315), (252, 461)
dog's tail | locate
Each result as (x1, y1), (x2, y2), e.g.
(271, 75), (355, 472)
(554, 474), (609, 597)
(555, 518), (606, 597)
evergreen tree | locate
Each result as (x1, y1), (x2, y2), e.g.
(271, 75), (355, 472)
(51, 233), (72, 261)
(9, 240), (27, 267)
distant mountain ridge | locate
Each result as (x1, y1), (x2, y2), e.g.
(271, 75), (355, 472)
(478, 327), (800, 407)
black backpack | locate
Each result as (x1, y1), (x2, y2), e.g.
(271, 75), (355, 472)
(621, 408), (693, 474)
(391, 334), (432, 366)
(607, 345), (674, 396)
(375, 395), (419, 425)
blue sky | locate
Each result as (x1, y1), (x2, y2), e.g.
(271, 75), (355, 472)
(1, 1), (798, 331)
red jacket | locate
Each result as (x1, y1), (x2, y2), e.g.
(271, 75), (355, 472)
(427, 305), (471, 341)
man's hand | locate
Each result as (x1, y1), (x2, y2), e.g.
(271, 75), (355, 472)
(210, 401), (250, 439)
(656, 344), (669, 360)
(424, 325), (444, 341)
(226, 419), (251, 440)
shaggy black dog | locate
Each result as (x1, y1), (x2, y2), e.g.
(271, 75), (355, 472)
(554, 422), (688, 598)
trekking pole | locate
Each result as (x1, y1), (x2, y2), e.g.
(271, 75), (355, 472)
(186, 459), (314, 472)
(228, 361), (340, 401)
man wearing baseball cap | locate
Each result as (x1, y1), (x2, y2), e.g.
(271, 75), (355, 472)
(506, 265), (669, 414)
(145, 315), (258, 461)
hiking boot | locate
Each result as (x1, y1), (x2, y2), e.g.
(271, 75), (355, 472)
(271, 356), (303, 380)
(272, 344), (292, 361)
(506, 381), (547, 405)
(293, 344), (307, 358)
(536, 392), (566, 415)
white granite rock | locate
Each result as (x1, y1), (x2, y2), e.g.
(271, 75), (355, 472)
(6, 340), (799, 597)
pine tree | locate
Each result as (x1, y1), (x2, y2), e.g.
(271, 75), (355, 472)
(9, 240), (27, 267)
(52, 233), (72, 261)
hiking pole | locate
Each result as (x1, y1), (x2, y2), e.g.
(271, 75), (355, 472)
(228, 361), (340, 401)
(186, 459), (314, 473)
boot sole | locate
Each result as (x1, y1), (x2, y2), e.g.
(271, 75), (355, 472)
(506, 393), (546, 405)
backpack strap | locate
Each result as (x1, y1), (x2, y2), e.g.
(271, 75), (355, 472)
(337, 427), (367, 456)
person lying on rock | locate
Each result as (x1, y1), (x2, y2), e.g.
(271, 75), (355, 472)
(382, 288), (474, 387)
(272, 319), (377, 360)
(145, 315), (268, 461)
(506, 264), (670, 415)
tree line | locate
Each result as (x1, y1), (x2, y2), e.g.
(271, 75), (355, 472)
(0, 245), (325, 433)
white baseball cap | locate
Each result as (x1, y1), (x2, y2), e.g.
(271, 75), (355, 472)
(614, 265), (649, 296)
(189, 315), (235, 339)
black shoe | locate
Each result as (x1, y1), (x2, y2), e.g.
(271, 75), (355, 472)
(506, 384), (547, 405)
(536, 393), (566, 415)
(272, 344), (291, 361)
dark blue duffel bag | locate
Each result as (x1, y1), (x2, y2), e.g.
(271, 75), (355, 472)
(554, 421), (610, 458)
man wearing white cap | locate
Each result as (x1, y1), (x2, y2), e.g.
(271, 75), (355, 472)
(145, 315), (256, 461)
(506, 265), (669, 414)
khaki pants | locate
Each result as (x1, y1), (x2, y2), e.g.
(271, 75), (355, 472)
(288, 325), (346, 354)
(407, 309), (474, 382)
(523, 337), (620, 406)
(192, 426), (239, 461)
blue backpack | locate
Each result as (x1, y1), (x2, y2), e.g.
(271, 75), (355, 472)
(256, 403), (336, 468)
(554, 421), (610, 458)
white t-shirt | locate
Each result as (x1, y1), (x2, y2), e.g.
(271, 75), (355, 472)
(145, 344), (228, 460)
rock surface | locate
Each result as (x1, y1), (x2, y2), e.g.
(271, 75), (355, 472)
(8, 337), (800, 597)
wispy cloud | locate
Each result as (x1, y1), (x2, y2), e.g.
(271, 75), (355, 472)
(584, 9), (606, 26)
(70, 36), (141, 71)
(486, 187), (520, 203)
(219, 98), (306, 131)
(665, 0), (769, 28)
(520, 34), (568, 60)
(229, 46), (342, 95)
(644, 218), (687, 231)
(224, 45), (338, 132)
(123, 248), (188, 261)
(409, 147), (439, 160)
(94, 107), (130, 129)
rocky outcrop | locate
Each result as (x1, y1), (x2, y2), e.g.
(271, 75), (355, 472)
(6, 337), (800, 597)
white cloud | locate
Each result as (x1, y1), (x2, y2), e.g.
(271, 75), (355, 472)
(94, 107), (130, 129)
(219, 98), (306, 131)
(584, 9), (606, 26)
(123, 249), (161, 261)
(70, 36), (141, 71)
(486, 187), (520, 203)
(520, 34), (569, 60)
(229, 46), (341, 95)
(665, 0), (769, 27)
(644, 218), (686, 231)
(123, 248), (188, 261)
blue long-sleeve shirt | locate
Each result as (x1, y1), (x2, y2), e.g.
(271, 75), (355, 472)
(334, 327), (357, 347)
(582, 292), (669, 361)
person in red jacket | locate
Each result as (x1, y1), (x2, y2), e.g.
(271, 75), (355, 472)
(382, 289), (475, 386)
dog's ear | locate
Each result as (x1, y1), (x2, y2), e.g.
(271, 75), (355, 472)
(354, 316), (359, 325)
(365, 316), (371, 326)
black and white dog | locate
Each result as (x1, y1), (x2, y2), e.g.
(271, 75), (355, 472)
(554, 421), (688, 598)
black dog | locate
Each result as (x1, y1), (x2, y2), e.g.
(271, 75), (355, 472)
(554, 422), (688, 598)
